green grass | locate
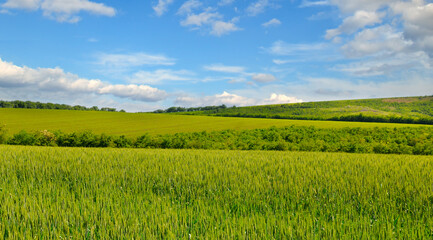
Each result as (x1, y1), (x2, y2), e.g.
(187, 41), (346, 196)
(1, 145), (432, 239)
(0, 108), (430, 137)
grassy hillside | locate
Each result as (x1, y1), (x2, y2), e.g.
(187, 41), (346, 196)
(177, 96), (433, 124)
(0, 108), (430, 137)
(1, 146), (432, 238)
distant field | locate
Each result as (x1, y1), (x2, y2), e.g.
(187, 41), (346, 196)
(0, 108), (431, 137)
(1, 146), (432, 238)
(174, 95), (433, 124)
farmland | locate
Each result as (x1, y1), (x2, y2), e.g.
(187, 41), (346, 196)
(170, 96), (433, 124)
(1, 145), (432, 238)
(0, 108), (430, 138)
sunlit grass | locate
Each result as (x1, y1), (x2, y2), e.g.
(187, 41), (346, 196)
(0, 108), (430, 137)
(1, 145), (432, 238)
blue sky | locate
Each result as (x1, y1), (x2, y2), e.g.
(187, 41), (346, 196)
(0, 0), (432, 111)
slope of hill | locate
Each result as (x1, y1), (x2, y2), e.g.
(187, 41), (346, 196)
(173, 96), (433, 124)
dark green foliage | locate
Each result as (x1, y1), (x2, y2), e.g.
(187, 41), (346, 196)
(154, 104), (227, 113)
(0, 125), (6, 144)
(172, 96), (433, 125)
(0, 100), (121, 112)
(4, 126), (433, 155)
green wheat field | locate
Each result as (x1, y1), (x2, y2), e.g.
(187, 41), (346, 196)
(0, 108), (430, 137)
(1, 145), (432, 239)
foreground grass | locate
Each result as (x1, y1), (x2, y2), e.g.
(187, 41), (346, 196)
(0, 108), (431, 137)
(1, 146), (432, 239)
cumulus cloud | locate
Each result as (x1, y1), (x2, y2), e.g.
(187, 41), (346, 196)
(325, 10), (384, 39)
(153, 0), (173, 16)
(0, 58), (167, 102)
(96, 52), (176, 67)
(2, 0), (116, 22)
(341, 25), (412, 58)
(251, 73), (276, 83)
(391, 0), (433, 55)
(324, 0), (433, 77)
(261, 93), (303, 104)
(262, 18), (281, 27)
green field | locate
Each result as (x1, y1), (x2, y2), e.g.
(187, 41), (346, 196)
(1, 145), (432, 239)
(0, 108), (430, 137)
(173, 96), (433, 124)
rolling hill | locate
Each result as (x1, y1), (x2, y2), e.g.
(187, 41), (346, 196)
(170, 96), (433, 124)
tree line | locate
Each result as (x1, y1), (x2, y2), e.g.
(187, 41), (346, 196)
(153, 104), (230, 113)
(0, 100), (124, 112)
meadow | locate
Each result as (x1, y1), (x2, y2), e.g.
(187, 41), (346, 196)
(0, 145), (432, 239)
(0, 108), (430, 137)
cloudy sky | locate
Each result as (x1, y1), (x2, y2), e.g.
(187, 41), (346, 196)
(0, 0), (432, 111)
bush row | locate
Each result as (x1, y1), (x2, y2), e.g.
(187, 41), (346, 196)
(1, 125), (432, 155)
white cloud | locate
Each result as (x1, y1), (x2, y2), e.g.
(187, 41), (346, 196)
(2, 0), (40, 10)
(0, 58), (168, 102)
(300, 0), (329, 8)
(333, 51), (431, 76)
(323, 0), (433, 77)
(177, 0), (202, 15)
(180, 11), (241, 36)
(210, 20), (241, 36)
(246, 0), (269, 16)
(153, 0), (173, 16)
(2, 0), (116, 22)
(177, 91), (256, 107)
(96, 52), (176, 67)
(304, 76), (433, 99)
(329, 0), (394, 13)
(272, 59), (295, 65)
(266, 40), (327, 56)
(251, 73), (276, 83)
(98, 84), (166, 102)
(180, 11), (221, 27)
(391, 1), (433, 55)
(177, 2), (241, 37)
(262, 18), (281, 27)
(341, 25), (412, 58)
(176, 91), (256, 107)
(130, 69), (194, 85)
(232, 74), (433, 104)
(325, 10), (384, 39)
(204, 64), (246, 73)
(175, 91), (303, 107)
(261, 93), (303, 104)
